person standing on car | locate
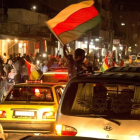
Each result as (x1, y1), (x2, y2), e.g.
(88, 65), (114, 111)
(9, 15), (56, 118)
(63, 45), (90, 79)
(63, 45), (74, 79)
(74, 48), (89, 75)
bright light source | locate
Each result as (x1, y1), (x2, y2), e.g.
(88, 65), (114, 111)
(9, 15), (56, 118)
(37, 60), (40, 64)
(95, 47), (99, 50)
(90, 42), (93, 45)
(43, 54), (46, 57)
(135, 44), (137, 46)
(7, 39), (10, 42)
(33, 6), (36, 10)
(85, 41), (88, 44)
(95, 38), (99, 41)
(34, 133), (40, 136)
(15, 39), (18, 42)
(55, 125), (62, 135)
(18, 43), (22, 48)
(121, 23), (125, 26)
(120, 47), (123, 50)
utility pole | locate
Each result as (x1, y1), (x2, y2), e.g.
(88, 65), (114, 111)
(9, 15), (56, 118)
(126, 6), (129, 55)
(87, 31), (91, 55)
(110, 1), (114, 51)
(2, 0), (3, 23)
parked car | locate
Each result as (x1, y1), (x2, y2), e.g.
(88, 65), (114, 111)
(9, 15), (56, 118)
(0, 80), (64, 133)
(55, 70), (140, 140)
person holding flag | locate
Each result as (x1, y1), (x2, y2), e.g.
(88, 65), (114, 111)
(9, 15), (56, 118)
(24, 59), (42, 80)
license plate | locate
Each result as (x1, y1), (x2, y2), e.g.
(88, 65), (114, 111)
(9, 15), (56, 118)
(15, 111), (34, 116)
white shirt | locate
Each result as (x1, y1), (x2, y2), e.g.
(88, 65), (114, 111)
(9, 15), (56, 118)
(41, 65), (48, 73)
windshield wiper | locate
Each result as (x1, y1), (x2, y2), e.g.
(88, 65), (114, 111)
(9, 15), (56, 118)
(76, 114), (121, 126)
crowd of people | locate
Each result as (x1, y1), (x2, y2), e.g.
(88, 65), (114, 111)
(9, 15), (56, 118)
(0, 47), (100, 90)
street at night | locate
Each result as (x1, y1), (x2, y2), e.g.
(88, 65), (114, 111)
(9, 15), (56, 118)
(1, 0), (140, 140)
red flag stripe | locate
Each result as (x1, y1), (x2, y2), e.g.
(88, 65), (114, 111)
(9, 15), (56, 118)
(53, 5), (99, 36)
(105, 55), (110, 68)
(120, 60), (124, 67)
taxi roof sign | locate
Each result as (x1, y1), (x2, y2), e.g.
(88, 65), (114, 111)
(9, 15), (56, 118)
(26, 80), (42, 84)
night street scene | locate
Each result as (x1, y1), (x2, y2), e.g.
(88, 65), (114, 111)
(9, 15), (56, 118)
(1, 0), (140, 140)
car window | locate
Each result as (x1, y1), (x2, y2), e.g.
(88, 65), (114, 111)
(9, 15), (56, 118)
(61, 82), (140, 119)
(55, 86), (63, 103)
(5, 87), (54, 102)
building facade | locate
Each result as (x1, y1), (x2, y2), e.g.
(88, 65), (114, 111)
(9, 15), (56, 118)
(0, 8), (52, 57)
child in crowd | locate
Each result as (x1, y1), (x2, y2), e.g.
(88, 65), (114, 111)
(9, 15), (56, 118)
(8, 68), (17, 85)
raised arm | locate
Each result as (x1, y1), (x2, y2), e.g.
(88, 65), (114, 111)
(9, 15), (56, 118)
(63, 45), (69, 60)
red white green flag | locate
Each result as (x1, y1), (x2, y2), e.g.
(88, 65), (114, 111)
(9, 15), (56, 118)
(46, 0), (101, 45)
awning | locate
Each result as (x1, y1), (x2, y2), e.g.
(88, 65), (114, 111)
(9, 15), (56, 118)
(0, 33), (51, 42)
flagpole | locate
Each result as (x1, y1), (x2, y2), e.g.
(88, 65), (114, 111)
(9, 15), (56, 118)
(45, 22), (64, 47)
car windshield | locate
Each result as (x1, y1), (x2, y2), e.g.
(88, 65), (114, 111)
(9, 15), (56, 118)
(5, 87), (54, 102)
(40, 72), (68, 83)
(62, 82), (140, 119)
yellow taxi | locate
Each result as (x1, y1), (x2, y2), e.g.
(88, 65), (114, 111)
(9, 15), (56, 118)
(135, 56), (140, 64)
(0, 80), (64, 134)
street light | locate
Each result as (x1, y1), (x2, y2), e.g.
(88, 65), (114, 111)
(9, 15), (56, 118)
(121, 23), (125, 26)
(95, 38), (99, 42)
(120, 46), (123, 50)
(33, 6), (36, 10)
(14, 39), (18, 42)
(7, 39), (10, 42)
(31, 5), (36, 11)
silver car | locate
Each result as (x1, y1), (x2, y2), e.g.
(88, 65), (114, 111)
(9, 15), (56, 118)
(55, 71), (140, 140)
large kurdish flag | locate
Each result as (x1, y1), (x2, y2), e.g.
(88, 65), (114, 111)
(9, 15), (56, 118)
(46, 0), (101, 45)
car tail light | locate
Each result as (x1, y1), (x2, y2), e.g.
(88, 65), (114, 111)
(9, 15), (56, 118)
(55, 125), (77, 136)
(0, 111), (6, 118)
(42, 111), (55, 119)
